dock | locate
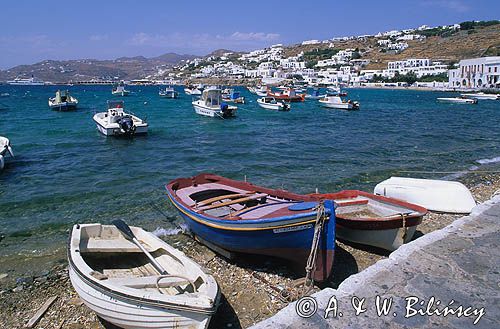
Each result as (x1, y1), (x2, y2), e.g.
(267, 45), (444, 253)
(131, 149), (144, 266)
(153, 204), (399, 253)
(251, 194), (500, 328)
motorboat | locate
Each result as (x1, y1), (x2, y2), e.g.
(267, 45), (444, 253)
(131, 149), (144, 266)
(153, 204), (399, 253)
(112, 82), (130, 96)
(305, 88), (326, 100)
(255, 86), (268, 97)
(185, 85), (203, 95)
(93, 100), (148, 136)
(310, 190), (427, 251)
(319, 95), (359, 110)
(159, 86), (178, 98)
(460, 92), (499, 100)
(192, 89), (237, 118)
(222, 89), (245, 104)
(166, 173), (336, 282)
(326, 86), (347, 97)
(267, 88), (305, 102)
(256, 97), (290, 111)
(68, 223), (219, 329)
(374, 177), (476, 214)
(0, 136), (14, 171)
(48, 90), (79, 111)
(437, 97), (477, 104)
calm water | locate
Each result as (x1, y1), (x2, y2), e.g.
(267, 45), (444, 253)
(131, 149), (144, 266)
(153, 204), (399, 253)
(0, 85), (499, 258)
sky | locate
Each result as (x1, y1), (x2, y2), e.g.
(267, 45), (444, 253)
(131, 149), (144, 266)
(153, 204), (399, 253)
(0, 0), (499, 69)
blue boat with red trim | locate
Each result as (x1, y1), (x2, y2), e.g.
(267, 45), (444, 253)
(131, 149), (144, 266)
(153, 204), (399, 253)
(165, 173), (336, 282)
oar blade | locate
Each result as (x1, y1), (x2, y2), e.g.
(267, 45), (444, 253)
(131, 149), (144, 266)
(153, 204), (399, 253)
(112, 219), (135, 240)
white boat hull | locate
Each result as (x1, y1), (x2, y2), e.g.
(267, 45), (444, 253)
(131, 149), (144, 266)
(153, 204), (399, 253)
(192, 103), (236, 118)
(112, 91), (130, 96)
(437, 97), (477, 104)
(461, 93), (499, 100)
(69, 267), (210, 329)
(374, 177), (476, 214)
(93, 114), (148, 136)
(337, 226), (417, 251)
(319, 101), (354, 109)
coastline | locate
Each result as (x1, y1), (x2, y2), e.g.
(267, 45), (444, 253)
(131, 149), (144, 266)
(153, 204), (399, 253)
(1, 168), (499, 329)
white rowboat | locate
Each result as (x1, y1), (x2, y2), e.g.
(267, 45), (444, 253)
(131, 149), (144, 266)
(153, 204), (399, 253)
(68, 223), (219, 329)
(374, 177), (476, 214)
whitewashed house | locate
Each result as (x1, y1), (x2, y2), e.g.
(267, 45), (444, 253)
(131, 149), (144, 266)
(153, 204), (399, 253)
(448, 56), (500, 89)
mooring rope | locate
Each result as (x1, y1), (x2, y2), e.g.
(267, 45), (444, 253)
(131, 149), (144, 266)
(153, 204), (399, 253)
(303, 201), (327, 294)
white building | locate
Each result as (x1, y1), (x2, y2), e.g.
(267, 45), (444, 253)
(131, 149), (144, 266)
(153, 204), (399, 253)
(302, 39), (320, 45)
(384, 58), (448, 78)
(448, 56), (500, 89)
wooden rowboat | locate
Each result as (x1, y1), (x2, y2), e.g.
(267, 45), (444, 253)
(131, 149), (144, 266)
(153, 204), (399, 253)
(68, 223), (219, 329)
(310, 190), (427, 251)
(166, 173), (336, 282)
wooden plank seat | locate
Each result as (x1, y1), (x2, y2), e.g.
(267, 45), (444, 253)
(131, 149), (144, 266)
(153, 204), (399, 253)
(106, 275), (193, 289)
(196, 192), (255, 207)
(81, 239), (155, 253)
(197, 193), (268, 212)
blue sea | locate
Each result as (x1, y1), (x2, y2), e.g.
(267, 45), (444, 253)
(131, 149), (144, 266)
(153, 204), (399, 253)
(0, 85), (499, 262)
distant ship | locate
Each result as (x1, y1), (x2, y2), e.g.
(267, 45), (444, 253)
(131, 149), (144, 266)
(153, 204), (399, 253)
(7, 76), (45, 85)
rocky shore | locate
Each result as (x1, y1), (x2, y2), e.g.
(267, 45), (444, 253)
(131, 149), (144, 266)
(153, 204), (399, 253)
(1, 171), (499, 329)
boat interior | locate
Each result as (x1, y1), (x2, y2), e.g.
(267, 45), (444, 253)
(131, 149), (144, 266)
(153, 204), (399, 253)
(77, 226), (207, 296)
(172, 179), (317, 220)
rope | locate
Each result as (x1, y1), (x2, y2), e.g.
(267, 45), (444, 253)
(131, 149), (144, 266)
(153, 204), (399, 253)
(303, 201), (327, 294)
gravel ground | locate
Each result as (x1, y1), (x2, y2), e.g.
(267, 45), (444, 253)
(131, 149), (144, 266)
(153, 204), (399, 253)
(1, 172), (498, 329)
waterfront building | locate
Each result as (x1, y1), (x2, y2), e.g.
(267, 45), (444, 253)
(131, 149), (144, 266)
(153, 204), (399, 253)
(448, 56), (500, 89)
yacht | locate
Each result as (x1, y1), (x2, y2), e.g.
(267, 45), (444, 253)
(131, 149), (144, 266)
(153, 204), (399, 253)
(192, 88), (237, 118)
(7, 76), (45, 85)
(319, 95), (359, 110)
(159, 86), (178, 98)
(112, 82), (130, 96)
(93, 101), (148, 136)
(48, 90), (79, 111)
(0, 136), (14, 171)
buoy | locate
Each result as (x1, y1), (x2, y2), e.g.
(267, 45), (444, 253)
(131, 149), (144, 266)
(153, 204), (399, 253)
(144, 101), (148, 105)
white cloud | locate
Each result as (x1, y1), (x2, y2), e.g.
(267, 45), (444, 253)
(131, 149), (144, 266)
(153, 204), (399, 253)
(229, 32), (280, 41)
(89, 34), (108, 41)
(421, 0), (469, 13)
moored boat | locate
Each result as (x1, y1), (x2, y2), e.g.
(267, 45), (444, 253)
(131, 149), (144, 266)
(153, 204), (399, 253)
(68, 223), (219, 329)
(0, 136), (14, 171)
(48, 90), (79, 111)
(310, 190), (427, 251)
(460, 92), (499, 100)
(256, 97), (290, 111)
(374, 177), (476, 214)
(112, 82), (130, 96)
(93, 100), (148, 136)
(305, 88), (326, 100)
(319, 95), (359, 110)
(267, 88), (305, 102)
(255, 86), (268, 97)
(437, 97), (477, 104)
(159, 86), (179, 98)
(192, 89), (237, 118)
(222, 89), (245, 104)
(165, 173), (336, 282)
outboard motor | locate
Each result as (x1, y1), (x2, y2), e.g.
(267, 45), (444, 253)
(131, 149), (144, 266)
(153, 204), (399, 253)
(220, 102), (232, 117)
(118, 116), (135, 135)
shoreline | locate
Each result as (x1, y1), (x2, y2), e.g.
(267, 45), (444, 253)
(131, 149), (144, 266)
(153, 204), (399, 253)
(1, 169), (499, 328)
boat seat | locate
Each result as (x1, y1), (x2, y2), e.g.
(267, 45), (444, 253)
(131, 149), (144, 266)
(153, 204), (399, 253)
(106, 275), (194, 289)
(197, 193), (268, 212)
(81, 238), (156, 253)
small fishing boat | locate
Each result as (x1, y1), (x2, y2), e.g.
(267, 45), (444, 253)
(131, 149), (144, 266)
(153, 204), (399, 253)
(68, 222), (219, 329)
(222, 89), (245, 104)
(460, 92), (499, 100)
(192, 89), (237, 118)
(48, 90), (78, 111)
(166, 173), (336, 282)
(437, 97), (477, 104)
(267, 88), (305, 102)
(319, 95), (359, 110)
(374, 177), (476, 214)
(310, 190), (427, 251)
(326, 87), (347, 97)
(159, 86), (178, 98)
(112, 82), (130, 96)
(255, 86), (268, 97)
(305, 88), (326, 100)
(185, 85), (203, 95)
(256, 97), (290, 111)
(0, 136), (14, 171)
(93, 100), (148, 136)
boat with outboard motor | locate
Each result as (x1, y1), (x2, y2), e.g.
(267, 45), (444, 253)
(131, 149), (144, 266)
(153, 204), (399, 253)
(460, 92), (499, 100)
(159, 86), (178, 98)
(319, 95), (359, 110)
(222, 89), (245, 104)
(112, 82), (130, 96)
(310, 190), (427, 251)
(48, 90), (79, 111)
(166, 173), (336, 282)
(192, 89), (237, 118)
(68, 222), (219, 329)
(256, 97), (290, 111)
(0, 136), (14, 171)
(93, 100), (148, 136)
(437, 97), (477, 104)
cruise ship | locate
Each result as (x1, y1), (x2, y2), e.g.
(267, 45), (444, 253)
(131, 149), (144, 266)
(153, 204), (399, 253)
(7, 76), (46, 85)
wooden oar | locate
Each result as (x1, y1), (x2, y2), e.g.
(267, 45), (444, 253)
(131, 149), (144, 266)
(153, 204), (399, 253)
(112, 219), (167, 275)
(196, 192), (255, 207)
(198, 193), (268, 212)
